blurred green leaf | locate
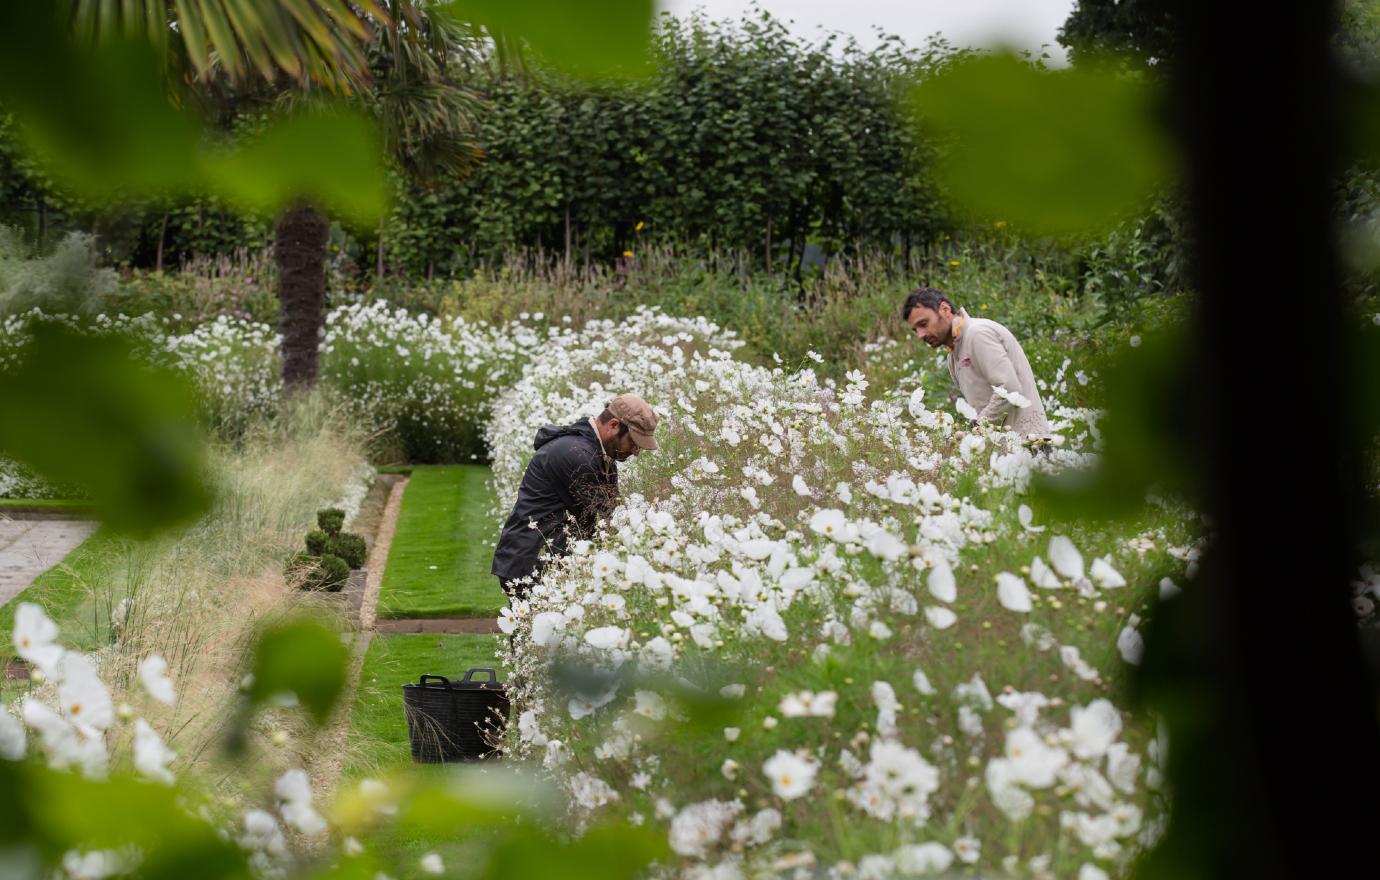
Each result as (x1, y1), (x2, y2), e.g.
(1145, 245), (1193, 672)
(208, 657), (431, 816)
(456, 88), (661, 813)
(440, 0), (654, 79)
(247, 618), (349, 723)
(0, 762), (251, 880)
(1032, 326), (1195, 521)
(208, 109), (391, 227)
(910, 53), (1172, 235)
(396, 768), (550, 836)
(482, 820), (668, 880)
(0, 324), (211, 536)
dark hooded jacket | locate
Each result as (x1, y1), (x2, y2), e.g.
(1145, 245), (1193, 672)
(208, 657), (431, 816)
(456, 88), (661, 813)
(491, 418), (618, 585)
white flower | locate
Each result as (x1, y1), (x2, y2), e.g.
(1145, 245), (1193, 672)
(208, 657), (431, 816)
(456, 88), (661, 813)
(1048, 536), (1085, 581)
(956, 397), (980, 421)
(1079, 864), (1110, 880)
(1018, 504), (1046, 532)
(809, 509), (857, 542)
(1159, 577), (1182, 600)
(868, 620), (893, 640)
(1106, 743), (1142, 794)
(1069, 699), (1122, 760)
(907, 386), (927, 418)
(1090, 557), (1127, 588)
(1003, 727), (1067, 788)
(792, 475), (813, 496)
(0, 708), (26, 761)
(894, 842), (953, 874)
(13, 602), (64, 677)
(985, 758), (1035, 821)
(865, 530), (907, 562)
(343, 837), (365, 856)
(669, 799), (742, 857)
(996, 572), (1032, 612)
(912, 669), (936, 695)
(1117, 626), (1144, 665)
(777, 690), (838, 718)
(138, 655), (176, 705)
(276, 768), (327, 835)
(634, 690), (667, 721)
(927, 560), (956, 603)
(992, 384), (1031, 408)
(240, 809), (287, 855)
(419, 852), (444, 875)
(763, 750), (818, 800)
(924, 606), (957, 629)
(58, 653), (114, 731)
(530, 611), (567, 647)
(953, 835), (981, 864)
(584, 626), (630, 651)
(721, 758), (739, 780)
(1030, 556), (1062, 589)
(724, 727), (741, 742)
(62, 849), (137, 880)
(133, 719), (176, 784)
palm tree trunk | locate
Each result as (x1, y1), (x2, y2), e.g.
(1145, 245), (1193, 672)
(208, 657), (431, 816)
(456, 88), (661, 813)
(275, 202), (329, 389)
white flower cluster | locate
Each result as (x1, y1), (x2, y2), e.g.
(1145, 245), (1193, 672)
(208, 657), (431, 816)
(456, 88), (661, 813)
(490, 310), (1189, 877)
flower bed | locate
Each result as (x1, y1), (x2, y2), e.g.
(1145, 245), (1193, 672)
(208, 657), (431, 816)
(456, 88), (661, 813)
(492, 310), (1200, 878)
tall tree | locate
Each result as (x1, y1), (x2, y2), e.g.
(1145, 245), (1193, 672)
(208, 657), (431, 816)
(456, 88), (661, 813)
(1057, 0), (1178, 68)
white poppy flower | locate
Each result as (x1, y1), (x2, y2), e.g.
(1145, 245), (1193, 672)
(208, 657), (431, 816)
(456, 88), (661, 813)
(13, 602), (64, 677)
(1090, 557), (1127, 588)
(763, 750), (818, 800)
(1017, 504), (1046, 532)
(924, 606), (957, 629)
(996, 573), (1032, 612)
(133, 719), (176, 784)
(138, 655), (176, 705)
(58, 653), (114, 731)
(928, 560), (956, 603)
(1048, 535), (1086, 581)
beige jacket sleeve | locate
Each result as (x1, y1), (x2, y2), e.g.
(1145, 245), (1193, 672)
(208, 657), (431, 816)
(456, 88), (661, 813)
(971, 326), (1022, 423)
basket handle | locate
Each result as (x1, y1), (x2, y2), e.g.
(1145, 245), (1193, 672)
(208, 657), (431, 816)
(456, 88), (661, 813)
(418, 674), (452, 688)
(461, 668), (499, 685)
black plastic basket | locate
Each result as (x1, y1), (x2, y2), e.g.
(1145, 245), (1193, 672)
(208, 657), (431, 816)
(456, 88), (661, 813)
(402, 668), (510, 763)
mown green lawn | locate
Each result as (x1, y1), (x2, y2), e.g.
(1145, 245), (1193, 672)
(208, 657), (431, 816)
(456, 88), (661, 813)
(375, 465), (506, 619)
(341, 632), (507, 781)
(1, 527), (116, 661)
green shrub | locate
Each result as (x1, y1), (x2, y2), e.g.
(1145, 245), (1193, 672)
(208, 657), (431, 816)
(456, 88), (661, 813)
(317, 508), (346, 536)
(304, 530), (330, 556)
(330, 533), (367, 570)
(304, 554), (350, 592)
(0, 227), (118, 316)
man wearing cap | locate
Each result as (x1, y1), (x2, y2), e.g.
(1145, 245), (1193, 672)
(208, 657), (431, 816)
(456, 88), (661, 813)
(901, 287), (1051, 439)
(491, 393), (658, 600)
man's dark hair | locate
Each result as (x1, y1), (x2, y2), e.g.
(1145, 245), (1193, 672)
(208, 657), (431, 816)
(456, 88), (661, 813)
(900, 287), (955, 320)
(596, 408), (629, 436)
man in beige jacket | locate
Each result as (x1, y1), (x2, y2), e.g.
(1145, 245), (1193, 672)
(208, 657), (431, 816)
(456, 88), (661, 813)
(901, 287), (1051, 438)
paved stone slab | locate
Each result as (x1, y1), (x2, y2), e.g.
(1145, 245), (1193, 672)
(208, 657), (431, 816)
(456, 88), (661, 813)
(0, 518), (97, 607)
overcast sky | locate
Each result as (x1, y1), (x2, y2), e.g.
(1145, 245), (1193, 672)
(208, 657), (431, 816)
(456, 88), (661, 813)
(658, 0), (1078, 65)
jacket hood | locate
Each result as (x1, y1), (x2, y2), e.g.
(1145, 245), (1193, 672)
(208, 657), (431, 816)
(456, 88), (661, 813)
(534, 418), (599, 451)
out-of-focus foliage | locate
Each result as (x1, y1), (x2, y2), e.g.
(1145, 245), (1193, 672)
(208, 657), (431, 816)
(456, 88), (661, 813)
(0, 228), (119, 315)
(910, 52), (1172, 237)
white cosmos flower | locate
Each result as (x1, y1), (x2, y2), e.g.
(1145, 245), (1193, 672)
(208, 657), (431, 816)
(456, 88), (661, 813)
(1048, 536), (1086, 581)
(956, 397), (980, 421)
(927, 560), (956, 603)
(1117, 626), (1144, 665)
(991, 384), (1032, 408)
(778, 690), (838, 718)
(1030, 556), (1063, 588)
(894, 842), (952, 874)
(240, 809), (287, 855)
(1090, 557), (1127, 588)
(996, 572), (1033, 612)
(22, 697), (105, 776)
(276, 768), (327, 835)
(1079, 864), (1110, 880)
(138, 655), (176, 705)
(746, 604), (788, 641)
(530, 611), (566, 647)
(13, 602), (64, 677)
(1159, 577), (1182, 600)
(0, 707), (26, 761)
(763, 750), (818, 800)
(907, 386), (927, 418)
(62, 849), (138, 880)
(133, 719), (176, 784)
(912, 669), (936, 695)
(1017, 504), (1046, 532)
(864, 529), (906, 562)
(634, 690), (667, 721)
(792, 474), (812, 496)
(1069, 699), (1123, 760)
(985, 758), (1035, 821)
(924, 606), (957, 629)
(1106, 743), (1142, 794)
(809, 508), (857, 542)
(58, 653), (114, 731)
(668, 799), (742, 858)
(419, 852), (445, 875)
(584, 626), (630, 651)
(1003, 727), (1067, 788)
(953, 835), (981, 864)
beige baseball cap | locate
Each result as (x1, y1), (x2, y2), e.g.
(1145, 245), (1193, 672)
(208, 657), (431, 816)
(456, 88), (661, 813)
(608, 393), (658, 450)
